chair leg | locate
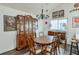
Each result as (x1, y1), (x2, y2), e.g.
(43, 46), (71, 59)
(58, 46), (60, 53)
(41, 45), (48, 55)
(50, 48), (53, 55)
(70, 42), (78, 55)
(77, 45), (79, 55)
(76, 43), (78, 55)
(54, 48), (57, 55)
(56, 49), (57, 55)
(54, 50), (55, 55)
(70, 42), (72, 55)
(29, 51), (31, 55)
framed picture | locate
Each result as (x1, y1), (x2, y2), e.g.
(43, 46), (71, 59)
(4, 15), (16, 31)
(52, 10), (64, 18)
(72, 17), (79, 28)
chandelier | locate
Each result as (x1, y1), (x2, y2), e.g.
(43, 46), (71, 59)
(36, 9), (49, 19)
(69, 3), (79, 13)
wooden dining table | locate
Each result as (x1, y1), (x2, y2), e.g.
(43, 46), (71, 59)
(34, 35), (55, 54)
(34, 36), (55, 45)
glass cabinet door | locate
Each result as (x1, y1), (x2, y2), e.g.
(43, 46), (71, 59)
(25, 20), (29, 33)
(19, 19), (24, 32)
(32, 21), (36, 32)
(29, 20), (33, 33)
(16, 22), (20, 34)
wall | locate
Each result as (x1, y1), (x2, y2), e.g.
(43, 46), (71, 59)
(37, 19), (49, 37)
(51, 3), (79, 44)
(0, 5), (35, 54)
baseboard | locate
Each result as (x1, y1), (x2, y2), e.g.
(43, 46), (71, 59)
(0, 48), (16, 55)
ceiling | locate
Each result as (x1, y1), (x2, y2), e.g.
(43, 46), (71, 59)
(0, 3), (62, 15)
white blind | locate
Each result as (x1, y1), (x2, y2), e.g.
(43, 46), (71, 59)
(50, 19), (67, 31)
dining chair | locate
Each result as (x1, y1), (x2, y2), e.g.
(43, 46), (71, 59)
(27, 36), (41, 55)
(70, 34), (79, 55)
(38, 32), (45, 50)
(58, 34), (67, 51)
(46, 36), (60, 55)
(51, 36), (60, 55)
(70, 39), (78, 55)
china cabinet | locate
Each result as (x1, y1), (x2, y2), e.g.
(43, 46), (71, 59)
(16, 15), (37, 50)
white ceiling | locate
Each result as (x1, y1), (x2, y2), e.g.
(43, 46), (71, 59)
(0, 3), (62, 15)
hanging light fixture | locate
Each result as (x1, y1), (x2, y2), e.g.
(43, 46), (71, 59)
(69, 3), (79, 13)
(36, 9), (49, 19)
(36, 4), (50, 19)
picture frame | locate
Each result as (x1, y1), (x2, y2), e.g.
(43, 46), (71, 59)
(52, 10), (64, 18)
(4, 15), (16, 31)
(72, 17), (79, 28)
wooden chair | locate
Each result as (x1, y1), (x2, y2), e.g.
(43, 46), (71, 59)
(38, 32), (45, 50)
(46, 36), (60, 55)
(70, 34), (79, 55)
(58, 34), (67, 50)
(50, 36), (60, 55)
(27, 36), (41, 55)
(70, 39), (78, 55)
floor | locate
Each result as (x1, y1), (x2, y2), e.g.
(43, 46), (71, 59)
(0, 44), (74, 55)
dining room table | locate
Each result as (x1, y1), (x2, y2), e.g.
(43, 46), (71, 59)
(34, 35), (56, 54)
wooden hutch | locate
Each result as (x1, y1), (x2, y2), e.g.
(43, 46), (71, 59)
(16, 15), (37, 50)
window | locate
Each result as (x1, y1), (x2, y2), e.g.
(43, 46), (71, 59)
(50, 19), (67, 31)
